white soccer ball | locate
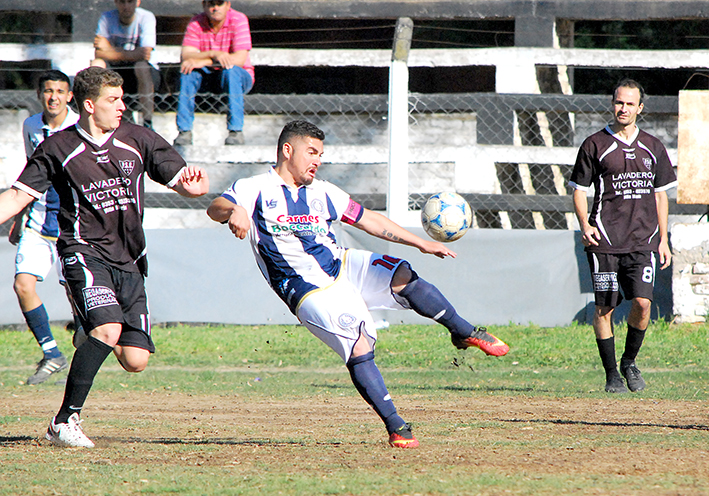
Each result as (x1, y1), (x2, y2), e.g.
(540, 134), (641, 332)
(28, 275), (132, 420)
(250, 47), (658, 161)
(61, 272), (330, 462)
(421, 192), (472, 242)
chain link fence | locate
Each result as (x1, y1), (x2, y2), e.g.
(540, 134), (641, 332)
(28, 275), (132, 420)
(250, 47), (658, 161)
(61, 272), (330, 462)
(1, 87), (694, 233)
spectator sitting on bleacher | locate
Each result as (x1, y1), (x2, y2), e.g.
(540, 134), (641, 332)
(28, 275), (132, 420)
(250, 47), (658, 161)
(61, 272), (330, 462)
(91, 0), (160, 130)
(173, 0), (254, 146)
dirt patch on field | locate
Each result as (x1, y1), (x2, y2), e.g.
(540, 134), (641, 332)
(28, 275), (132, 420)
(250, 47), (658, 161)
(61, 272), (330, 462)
(4, 389), (708, 487)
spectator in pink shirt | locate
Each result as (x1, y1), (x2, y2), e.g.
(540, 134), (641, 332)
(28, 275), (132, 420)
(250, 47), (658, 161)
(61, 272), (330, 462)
(174, 0), (254, 146)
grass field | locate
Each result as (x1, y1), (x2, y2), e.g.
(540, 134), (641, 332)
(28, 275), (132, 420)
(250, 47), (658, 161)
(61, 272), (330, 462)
(1, 321), (708, 495)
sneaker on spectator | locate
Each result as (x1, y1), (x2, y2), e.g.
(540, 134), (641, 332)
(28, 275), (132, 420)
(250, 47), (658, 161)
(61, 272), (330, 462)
(451, 327), (510, 356)
(225, 130), (245, 145)
(45, 413), (95, 448)
(27, 355), (68, 385)
(173, 130), (192, 146)
(388, 423), (419, 448)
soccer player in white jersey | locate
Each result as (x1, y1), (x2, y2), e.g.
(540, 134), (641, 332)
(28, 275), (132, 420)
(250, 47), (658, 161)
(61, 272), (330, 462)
(12, 70), (79, 385)
(208, 120), (509, 448)
(570, 79), (677, 394)
(0, 67), (209, 447)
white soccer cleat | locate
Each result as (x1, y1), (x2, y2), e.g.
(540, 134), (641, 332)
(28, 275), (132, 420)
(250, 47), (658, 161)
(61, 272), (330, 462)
(45, 413), (95, 448)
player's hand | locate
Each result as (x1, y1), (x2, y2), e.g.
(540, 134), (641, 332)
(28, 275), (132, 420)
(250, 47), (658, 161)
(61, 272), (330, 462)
(580, 225), (601, 247)
(658, 239), (672, 269)
(227, 206), (250, 240)
(177, 166), (209, 197)
(419, 239), (457, 259)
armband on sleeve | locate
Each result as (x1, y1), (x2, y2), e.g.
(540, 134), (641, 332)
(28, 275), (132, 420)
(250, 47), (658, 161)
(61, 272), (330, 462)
(341, 198), (364, 225)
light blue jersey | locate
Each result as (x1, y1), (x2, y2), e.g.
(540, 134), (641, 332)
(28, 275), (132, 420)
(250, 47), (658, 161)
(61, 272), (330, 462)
(96, 7), (158, 70)
(21, 108), (79, 238)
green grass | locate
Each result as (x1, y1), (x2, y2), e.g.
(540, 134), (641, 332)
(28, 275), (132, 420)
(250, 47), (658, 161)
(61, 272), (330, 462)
(1, 321), (709, 495)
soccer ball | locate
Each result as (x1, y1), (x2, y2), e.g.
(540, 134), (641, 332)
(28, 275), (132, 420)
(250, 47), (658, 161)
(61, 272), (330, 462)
(421, 192), (472, 242)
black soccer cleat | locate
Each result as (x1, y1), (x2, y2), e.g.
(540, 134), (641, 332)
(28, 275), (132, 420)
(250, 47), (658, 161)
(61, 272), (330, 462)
(621, 362), (646, 392)
(604, 374), (629, 394)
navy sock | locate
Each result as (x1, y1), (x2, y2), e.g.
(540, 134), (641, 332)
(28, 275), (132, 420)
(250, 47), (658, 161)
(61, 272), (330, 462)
(596, 337), (620, 379)
(347, 352), (404, 434)
(55, 335), (113, 424)
(621, 325), (646, 369)
(397, 276), (476, 339)
(24, 304), (61, 359)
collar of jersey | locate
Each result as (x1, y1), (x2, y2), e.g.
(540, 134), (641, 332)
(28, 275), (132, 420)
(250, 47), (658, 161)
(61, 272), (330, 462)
(76, 123), (115, 147)
(606, 124), (639, 147)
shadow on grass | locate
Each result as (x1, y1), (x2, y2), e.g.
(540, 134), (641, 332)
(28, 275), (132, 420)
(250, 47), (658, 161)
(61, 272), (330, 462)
(500, 417), (709, 431)
(0, 435), (36, 445)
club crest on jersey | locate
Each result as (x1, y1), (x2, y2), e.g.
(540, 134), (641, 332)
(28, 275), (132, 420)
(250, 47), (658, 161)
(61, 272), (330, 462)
(310, 199), (325, 213)
(642, 158), (653, 170)
(119, 159), (135, 176)
(338, 313), (357, 328)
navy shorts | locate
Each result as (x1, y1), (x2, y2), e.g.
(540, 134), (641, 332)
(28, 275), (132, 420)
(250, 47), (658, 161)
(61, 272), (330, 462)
(62, 253), (154, 353)
(587, 251), (657, 308)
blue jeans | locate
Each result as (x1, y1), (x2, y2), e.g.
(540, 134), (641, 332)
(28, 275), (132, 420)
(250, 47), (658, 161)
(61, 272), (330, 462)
(176, 66), (253, 132)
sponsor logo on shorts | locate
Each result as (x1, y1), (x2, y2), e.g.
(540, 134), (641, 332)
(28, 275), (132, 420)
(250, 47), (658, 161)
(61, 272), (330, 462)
(593, 272), (619, 292)
(338, 313), (357, 328)
(83, 286), (119, 311)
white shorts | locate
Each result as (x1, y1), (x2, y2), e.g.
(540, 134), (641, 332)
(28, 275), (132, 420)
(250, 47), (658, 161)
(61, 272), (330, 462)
(15, 229), (63, 283)
(296, 249), (409, 363)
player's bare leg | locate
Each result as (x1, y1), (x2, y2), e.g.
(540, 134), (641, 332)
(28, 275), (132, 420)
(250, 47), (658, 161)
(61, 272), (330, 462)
(593, 306), (628, 393)
(393, 263), (509, 356)
(113, 345), (150, 372)
(620, 297), (651, 392)
(347, 331), (419, 448)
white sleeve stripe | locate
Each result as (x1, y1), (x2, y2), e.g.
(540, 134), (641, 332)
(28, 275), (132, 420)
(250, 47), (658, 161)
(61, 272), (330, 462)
(568, 181), (589, 191)
(166, 166), (186, 188)
(655, 180), (678, 192)
(12, 182), (43, 199)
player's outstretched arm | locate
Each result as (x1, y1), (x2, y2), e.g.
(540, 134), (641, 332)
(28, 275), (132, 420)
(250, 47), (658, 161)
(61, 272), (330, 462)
(171, 166), (209, 198)
(353, 208), (456, 259)
(207, 197), (251, 240)
(0, 188), (34, 226)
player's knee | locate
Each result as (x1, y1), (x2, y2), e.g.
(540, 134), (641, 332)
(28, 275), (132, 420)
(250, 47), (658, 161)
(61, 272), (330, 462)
(13, 277), (35, 299)
(391, 262), (416, 293)
(633, 297), (652, 315)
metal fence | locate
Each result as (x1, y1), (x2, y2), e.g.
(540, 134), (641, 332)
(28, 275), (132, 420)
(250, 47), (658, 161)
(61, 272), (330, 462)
(1, 88), (699, 233)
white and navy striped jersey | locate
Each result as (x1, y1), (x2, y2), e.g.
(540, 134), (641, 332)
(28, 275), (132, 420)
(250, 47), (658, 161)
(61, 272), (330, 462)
(14, 121), (186, 274)
(21, 108), (79, 238)
(569, 125), (677, 254)
(221, 168), (364, 313)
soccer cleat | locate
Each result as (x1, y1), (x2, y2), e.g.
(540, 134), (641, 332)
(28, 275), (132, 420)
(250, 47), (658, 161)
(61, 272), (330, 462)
(451, 327), (509, 356)
(621, 363), (646, 392)
(45, 413), (95, 448)
(388, 423), (419, 449)
(604, 374), (629, 393)
(27, 355), (68, 385)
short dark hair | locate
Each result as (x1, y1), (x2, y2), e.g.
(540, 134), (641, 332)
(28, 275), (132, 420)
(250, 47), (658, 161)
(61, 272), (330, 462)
(72, 67), (123, 110)
(37, 70), (71, 94)
(613, 78), (645, 104)
(277, 120), (325, 153)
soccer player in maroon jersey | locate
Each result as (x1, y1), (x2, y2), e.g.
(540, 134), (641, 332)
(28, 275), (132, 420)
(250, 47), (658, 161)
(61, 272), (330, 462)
(0, 66), (209, 447)
(570, 79), (677, 394)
